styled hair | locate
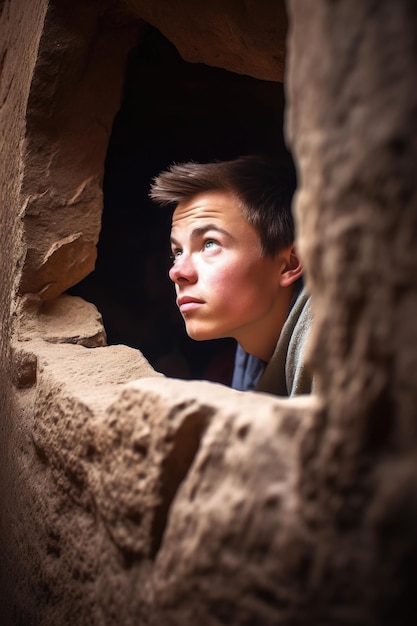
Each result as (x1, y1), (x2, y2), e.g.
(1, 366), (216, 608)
(149, 155), (296, 256)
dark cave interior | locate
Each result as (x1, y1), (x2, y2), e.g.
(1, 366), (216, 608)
(70, 25), (291, 384)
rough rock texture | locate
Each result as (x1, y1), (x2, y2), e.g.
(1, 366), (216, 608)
(18, 0), (143, 301)
(0, 0), (50, 620)
(10, 339), (161, 625)
(17, 294), (107, 349)
(1, 0), (417, 625)
(121, 0), (288, 81)
(285, 0), (417, 623)
(149, 387), (316, 626)
(14, 354), (316, 625)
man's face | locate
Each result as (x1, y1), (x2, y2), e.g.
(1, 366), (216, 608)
(169, 191), (292, 360)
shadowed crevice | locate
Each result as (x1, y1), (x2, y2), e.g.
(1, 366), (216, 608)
(150, 407), (214, 558)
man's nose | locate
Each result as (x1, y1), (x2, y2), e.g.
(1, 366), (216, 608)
(169, 252), (197, 284)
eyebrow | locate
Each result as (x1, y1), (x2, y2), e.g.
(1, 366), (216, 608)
(170, 224), (233, 246)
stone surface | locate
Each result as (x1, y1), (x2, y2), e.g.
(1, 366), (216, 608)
(10, 340), (162, 624)
(18, 293), (107, 347)
(20, 233), (98, 301)
(18, 0), (143, 301)
(286, 0), (417, 622)
(0, 0), (50, 621)
(122, 0), (288, 81)
(148, 385), (316, 626)
(16, 350), (316, 624)
(12, 293), (107, 388)
(1, 0), (417, 624)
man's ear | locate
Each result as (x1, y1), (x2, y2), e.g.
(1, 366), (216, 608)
(279, 244), (303, 287)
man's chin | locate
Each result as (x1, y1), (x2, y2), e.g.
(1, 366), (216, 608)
(185, 326), (221, 342)
(186, 332), (211, 342)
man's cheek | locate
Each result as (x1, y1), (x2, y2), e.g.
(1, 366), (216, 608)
(209, 263), (239, 290)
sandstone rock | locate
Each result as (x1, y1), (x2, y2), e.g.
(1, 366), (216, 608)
(12, 340), (162, 624)
(1, 0), (417, 624)
(122, 0), (288, 81)
(18, 0), (143, 302)
(20, 234), (97, 300)
(28, 355), (316, 623)
(286, 0), (417, 621)
(18, 293), (107, 347)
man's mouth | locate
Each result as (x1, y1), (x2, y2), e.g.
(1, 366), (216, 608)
(177, 296), (204, 313)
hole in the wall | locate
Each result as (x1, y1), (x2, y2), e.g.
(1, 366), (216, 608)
(70, 25), (291, 384)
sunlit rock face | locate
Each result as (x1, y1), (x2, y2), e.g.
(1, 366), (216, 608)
(286, 1), (417, 623)
(17, 1), (144, 303)
(121, 0), (288, 81)
(1, 0), (417, 625)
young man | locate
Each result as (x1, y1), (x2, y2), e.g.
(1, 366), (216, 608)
(149, 155), (313, 396)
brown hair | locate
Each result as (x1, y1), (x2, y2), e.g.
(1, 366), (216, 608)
(150, 155), (296, 256)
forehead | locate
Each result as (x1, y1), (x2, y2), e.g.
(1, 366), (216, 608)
(171, 190), (244, 230)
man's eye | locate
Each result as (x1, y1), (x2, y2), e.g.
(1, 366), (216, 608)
(203, 240), (218, 251)
(170, 249), (182, 264)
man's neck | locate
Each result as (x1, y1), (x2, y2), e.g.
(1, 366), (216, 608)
(237, 284), (296, 362)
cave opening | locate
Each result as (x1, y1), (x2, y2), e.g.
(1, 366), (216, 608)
(71, 25), (290, 384)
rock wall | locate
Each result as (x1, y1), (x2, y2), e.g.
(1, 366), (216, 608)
(286, 1), (417, 622)
(121, 0), (288, 81)
(0, 0), (50, 620)
(18, 0), (144, 302)
(1, 0), (416, 624)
